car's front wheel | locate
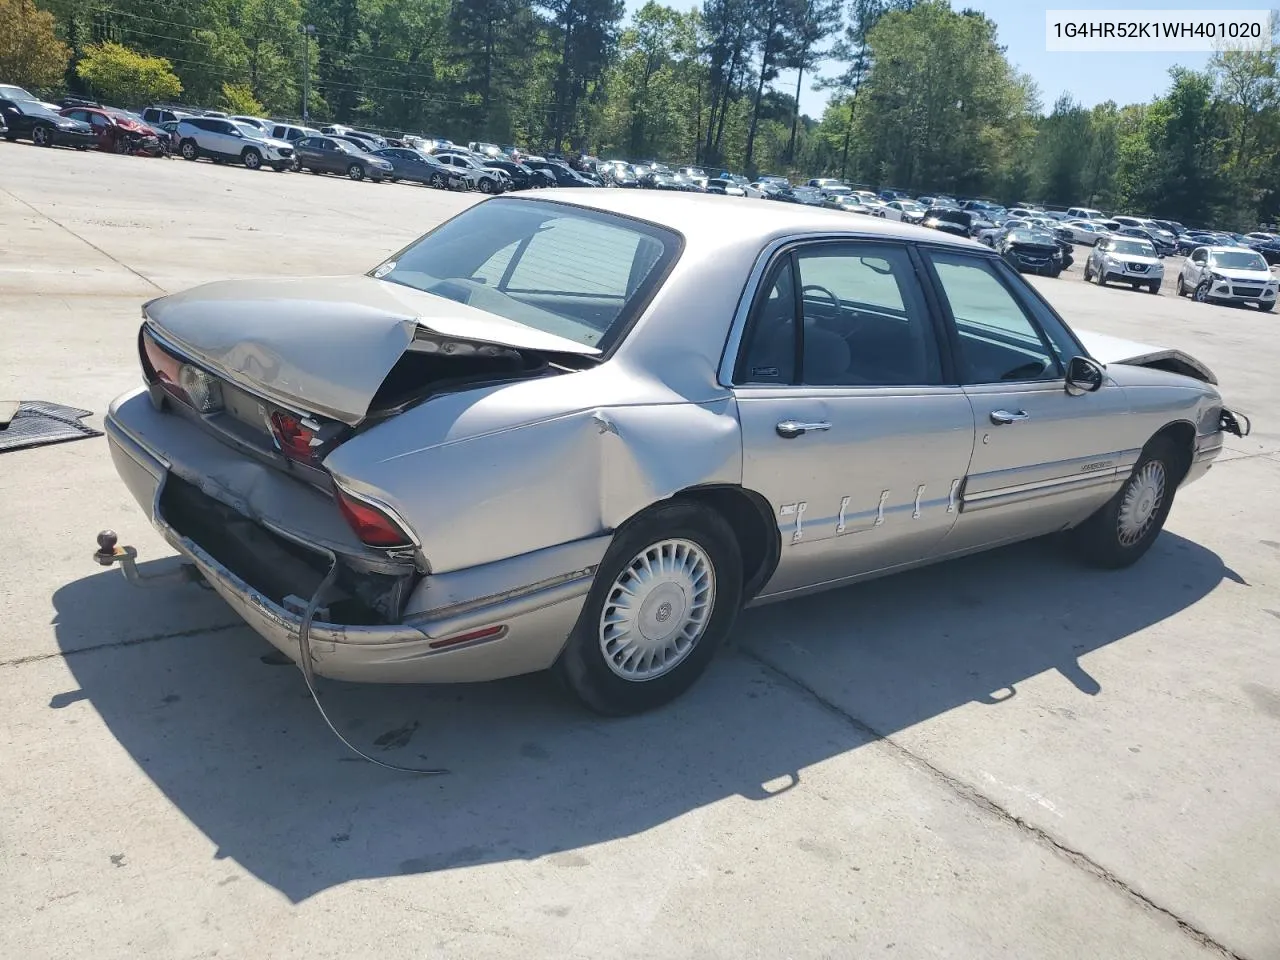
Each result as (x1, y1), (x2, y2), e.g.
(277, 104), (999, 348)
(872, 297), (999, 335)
(1176, 274), (1186, 296)
(1069, 439), (1180, 569)
(347, 163), (364, 181)
(1260, 301), (1275, 312)
(180, 139), (199, 161)
(1194, 280), (1211, 303)
(242, 147), (262, 170)
(556, 501), (743, 715)
(479, 177), (496, 194)
(1082, 261), (1093, 282)
(429, 172), (445, 189)
(32, 126), (50, 147)
(1148, 281), (1160, 294)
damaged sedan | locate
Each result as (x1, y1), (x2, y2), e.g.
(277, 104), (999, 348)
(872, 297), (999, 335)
(101, 193), (1250, 714)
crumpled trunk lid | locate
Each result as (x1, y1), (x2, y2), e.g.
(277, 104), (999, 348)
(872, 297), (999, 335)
(145, 275), (599, 425)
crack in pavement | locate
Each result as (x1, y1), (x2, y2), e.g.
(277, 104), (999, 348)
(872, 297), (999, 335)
(0, 185), (166, 293)
(739, 646), (1250, 960)
(0, 622), (242, 668)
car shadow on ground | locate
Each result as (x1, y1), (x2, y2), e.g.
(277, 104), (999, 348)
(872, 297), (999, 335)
(51, 530), (1229, 902)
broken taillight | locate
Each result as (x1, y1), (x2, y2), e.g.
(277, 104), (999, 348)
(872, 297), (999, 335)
(334, 486), (414, 548)
(139, 327), (223, 413)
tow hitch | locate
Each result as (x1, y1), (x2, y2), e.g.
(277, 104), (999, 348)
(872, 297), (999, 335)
(92, 530), (202, 588)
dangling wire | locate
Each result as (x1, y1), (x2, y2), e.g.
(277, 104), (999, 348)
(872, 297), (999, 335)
(297, 563), (449, 776)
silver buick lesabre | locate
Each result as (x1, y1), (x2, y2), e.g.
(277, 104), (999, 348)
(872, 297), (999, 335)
(103, 191), (1249, 714)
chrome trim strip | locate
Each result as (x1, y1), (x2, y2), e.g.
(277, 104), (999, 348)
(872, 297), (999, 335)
(964, 469), (1119, 505)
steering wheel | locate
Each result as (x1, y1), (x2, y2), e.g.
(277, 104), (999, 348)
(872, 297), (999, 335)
(801, 283), (841, 322)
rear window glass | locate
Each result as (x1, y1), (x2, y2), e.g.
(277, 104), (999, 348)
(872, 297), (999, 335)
(376, 198), (680, 350)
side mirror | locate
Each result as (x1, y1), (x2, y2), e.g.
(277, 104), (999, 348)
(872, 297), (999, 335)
(1066, 355), (1105, 395)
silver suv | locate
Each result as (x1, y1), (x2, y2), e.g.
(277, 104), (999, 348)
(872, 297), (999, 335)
(176, 117), (295, 171)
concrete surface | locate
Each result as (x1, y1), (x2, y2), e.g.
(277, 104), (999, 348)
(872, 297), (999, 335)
(1, 143), (1278, 960)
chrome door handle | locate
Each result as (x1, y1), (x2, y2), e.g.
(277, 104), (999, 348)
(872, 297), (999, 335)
(776, 420), (831, 439)
(989, 409), (1030, 425)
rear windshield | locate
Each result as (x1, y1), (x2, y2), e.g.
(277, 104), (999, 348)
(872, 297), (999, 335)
(375, 198), (680, 350)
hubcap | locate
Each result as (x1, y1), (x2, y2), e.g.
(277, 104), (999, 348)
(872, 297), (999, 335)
(1195, 285), (1207, 302)
(598, 538), (715, 681)
(1117, 461), (1166, 546)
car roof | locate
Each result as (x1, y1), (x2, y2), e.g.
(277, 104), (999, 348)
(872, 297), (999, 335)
(499, 190), (982, 252)
(1205, 245), (1264, 253)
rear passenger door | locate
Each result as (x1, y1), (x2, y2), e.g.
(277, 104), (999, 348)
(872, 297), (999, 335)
(921, 249), (1133, 551)
(733, 240), (976, 600)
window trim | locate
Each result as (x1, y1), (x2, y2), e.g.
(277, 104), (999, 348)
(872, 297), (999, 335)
(919, 246), (1070, 386)
(729, 237), (954, 389)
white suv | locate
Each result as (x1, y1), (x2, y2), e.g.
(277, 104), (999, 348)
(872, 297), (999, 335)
(176, 117), (295, 171)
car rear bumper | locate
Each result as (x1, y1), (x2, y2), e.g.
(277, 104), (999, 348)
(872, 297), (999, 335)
(105, 387), (604, 683)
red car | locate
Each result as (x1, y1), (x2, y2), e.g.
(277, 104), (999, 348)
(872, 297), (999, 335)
(58, 105), (166, 156)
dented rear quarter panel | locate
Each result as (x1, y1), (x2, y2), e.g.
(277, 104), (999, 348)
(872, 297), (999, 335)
(323, 365), (744, 575)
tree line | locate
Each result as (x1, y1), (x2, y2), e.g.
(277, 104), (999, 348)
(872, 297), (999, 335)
(7, 0), (1280, 227)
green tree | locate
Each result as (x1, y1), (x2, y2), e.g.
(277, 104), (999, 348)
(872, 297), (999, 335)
(0, 0), (71, 92)
(222, 82), (265, 115)
(783, 0), (841, 163)
(75, 42), (182, 106)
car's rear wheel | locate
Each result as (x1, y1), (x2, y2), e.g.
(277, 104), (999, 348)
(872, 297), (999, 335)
(1068, 439), (1180, 569)
(1194, 280), (1211, 303)
(32, 126), (50, 147)
(180, 139), (198, 161)
(242, 148), (262, 170)
(555, 502), (743, 715)
(347, 163), (364, 181)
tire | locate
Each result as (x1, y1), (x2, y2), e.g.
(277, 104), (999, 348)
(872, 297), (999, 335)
(32, 126), (50, 147)
(291, 157), (301, 172)
(1261, 302), (1275, 312)
(1068, 439), (1180, 569)
(1148, 281), (1160, 294)
(555, 501), (743, 715)
(113, 137), (129, 155)
(242, 148), (261, 170)
(1176, 274), (1186, 296)
(272, 161), (288, 172)
(1194, 280), (1211, 303)
(430, 173), (445, 189)
(479, 177), (496, 194)
(347, 163), (364, 181)
(180, 139), (198, 161)
(387, 176), (399, 183)
(1082, 261), (1093, 282)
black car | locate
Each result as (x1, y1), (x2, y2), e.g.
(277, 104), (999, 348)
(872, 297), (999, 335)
(999, 228), (1068, 277)
(294, 136), (391, 181)
(759, 182), (799, 203)
(1114, 226), (1175, 257)
(522, 159), (598, 187)
(1243, 234), (1280, 265)
(482, 158), (542, 189)
(0, 97), (96, 148)
(372, 147), (467, 189)
(923, 207), (981, 238)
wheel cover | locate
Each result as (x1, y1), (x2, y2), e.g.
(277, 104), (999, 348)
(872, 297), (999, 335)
(598, 538), (715, 682)
(245, 151), (259, 167)
(1117, 461), (1166, 546)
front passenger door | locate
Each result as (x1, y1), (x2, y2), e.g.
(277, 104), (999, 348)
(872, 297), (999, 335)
(735, 241), (977, 600)
(923, 250), (1133, 551)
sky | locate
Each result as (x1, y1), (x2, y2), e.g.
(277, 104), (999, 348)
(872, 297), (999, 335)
(626, 0), (1273, 118)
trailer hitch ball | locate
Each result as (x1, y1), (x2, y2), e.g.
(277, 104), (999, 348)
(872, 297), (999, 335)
(92, 529), (201, 588)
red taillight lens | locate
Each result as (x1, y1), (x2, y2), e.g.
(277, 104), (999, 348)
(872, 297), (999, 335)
(270, 411), (317, 462)
(335, 487), (413, 547)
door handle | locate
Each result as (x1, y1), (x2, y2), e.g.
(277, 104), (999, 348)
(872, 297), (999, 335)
(776, 420), (831, 439)
(989, 409), (1030, 425)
